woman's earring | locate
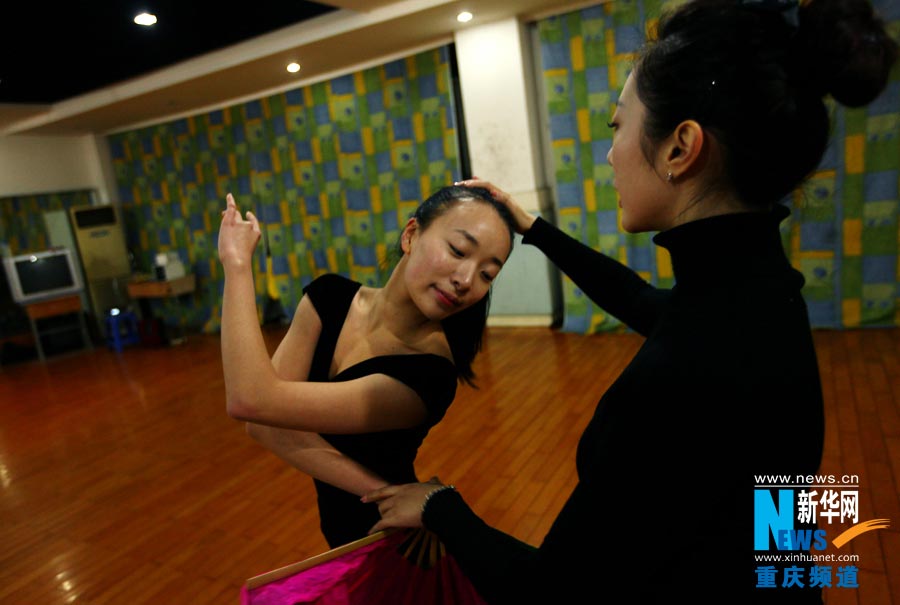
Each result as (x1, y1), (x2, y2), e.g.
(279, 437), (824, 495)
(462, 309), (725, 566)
(666, 171), (674, 183)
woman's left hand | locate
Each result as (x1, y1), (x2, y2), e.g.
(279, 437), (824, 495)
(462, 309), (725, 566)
(455, 178), (536, 234)
(363, 478), (443, 533)
(218, 193), (261, 270)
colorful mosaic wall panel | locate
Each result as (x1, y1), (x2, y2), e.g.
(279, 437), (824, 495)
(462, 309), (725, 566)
(537, 0), (900, 332)
(108, 46), (462, 333)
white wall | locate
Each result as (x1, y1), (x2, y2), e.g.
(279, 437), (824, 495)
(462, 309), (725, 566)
(0, 134), (113, 201)
(454, 17), (560, 326)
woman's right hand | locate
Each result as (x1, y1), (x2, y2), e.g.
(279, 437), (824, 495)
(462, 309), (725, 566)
(456, 178), (536, 235)
(217, 192), (261, 270)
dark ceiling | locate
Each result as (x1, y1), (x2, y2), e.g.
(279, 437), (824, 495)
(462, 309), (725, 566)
(0, 1), (338, 105)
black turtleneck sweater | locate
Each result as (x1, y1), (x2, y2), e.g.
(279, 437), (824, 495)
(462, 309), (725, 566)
(424, 208), (825, 604)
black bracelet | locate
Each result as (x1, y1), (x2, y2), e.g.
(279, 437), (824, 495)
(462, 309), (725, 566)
(421, 484), (456, 514)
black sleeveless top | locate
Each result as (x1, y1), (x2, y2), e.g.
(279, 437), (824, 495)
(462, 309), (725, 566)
(303, 273), (458, 547)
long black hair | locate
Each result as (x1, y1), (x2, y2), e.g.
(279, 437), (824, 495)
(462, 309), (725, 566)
(393, 185), (516, 387)
(634, 0), (898, 208)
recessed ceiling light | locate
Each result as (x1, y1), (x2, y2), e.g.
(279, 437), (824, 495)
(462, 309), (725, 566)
(457, 11), (473, 23)
(134, 13), (157, 26)
(286, 62), (301, 73)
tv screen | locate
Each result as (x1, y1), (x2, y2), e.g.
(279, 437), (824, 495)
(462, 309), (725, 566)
(16, 254), (76, 294)
(2, 248), (83, 305)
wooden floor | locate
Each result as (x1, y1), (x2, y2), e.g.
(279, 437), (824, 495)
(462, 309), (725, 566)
(1, 326), (898, 604)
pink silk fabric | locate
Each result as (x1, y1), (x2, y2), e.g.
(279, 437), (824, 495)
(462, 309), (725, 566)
(242, 530), (488, 605)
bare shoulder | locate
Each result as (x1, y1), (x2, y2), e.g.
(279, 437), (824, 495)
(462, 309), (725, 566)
(292, 294), (322, 328)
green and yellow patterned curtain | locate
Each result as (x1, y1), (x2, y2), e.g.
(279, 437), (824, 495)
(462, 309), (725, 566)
(537, 0), (900, 332)
(109, 45), (462, 333)
(0, 190), (94, 254)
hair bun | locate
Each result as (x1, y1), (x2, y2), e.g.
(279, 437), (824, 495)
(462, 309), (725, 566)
(796, 0), (898, 107)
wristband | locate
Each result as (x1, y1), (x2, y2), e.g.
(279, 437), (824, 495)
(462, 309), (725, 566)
(421, 484), (456, 514)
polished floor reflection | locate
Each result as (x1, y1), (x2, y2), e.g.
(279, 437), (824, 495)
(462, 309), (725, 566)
(0, 326), (897, 604)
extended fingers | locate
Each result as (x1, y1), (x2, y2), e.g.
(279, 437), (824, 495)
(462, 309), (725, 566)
(455, 178), (504, 200)
(221, 195), (261, 233)
(455, 178), (491, 189)
(361, 485), (395, 503)
(245, 210), (261, 231)
(221, 193), (240, 223)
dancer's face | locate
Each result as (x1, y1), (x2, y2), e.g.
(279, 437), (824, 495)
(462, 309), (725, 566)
(400, 201), (511, 320)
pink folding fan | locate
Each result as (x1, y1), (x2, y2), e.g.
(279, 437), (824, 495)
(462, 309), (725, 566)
(241, 528), (488, 605)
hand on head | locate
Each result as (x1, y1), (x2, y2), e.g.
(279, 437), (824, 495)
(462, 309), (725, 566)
(217, 192), (261, 269)
(455, 177), (536, 235)
(363, 477), (443, 534)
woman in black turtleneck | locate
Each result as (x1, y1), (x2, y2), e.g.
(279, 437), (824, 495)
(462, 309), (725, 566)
(363, 0), (898, 603)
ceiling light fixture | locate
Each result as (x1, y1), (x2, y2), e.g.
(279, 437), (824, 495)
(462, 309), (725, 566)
(134, 13), (157, 26)
(286, 62), (301, 73)
(457, 11), (473, 23)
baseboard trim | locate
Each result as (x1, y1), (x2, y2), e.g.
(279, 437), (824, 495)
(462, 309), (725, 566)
(486, 314), (555, 328)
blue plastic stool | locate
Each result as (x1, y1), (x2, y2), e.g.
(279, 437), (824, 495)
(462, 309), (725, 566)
(105, 309), (141, 353)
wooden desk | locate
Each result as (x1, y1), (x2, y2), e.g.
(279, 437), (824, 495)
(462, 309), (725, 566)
(127, 274), (196, 299)
(126, 274), (196, 345)
(24, 294), (93, 362)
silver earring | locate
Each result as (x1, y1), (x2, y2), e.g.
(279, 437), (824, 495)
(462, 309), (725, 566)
(666, 171), (674, 183)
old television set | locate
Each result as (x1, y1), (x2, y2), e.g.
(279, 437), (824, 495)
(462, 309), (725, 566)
(2, 248), (84, 305)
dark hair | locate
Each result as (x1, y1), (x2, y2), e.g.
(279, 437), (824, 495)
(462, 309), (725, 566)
(393, 185), (516, 387)
(634, 0), (898, 208)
